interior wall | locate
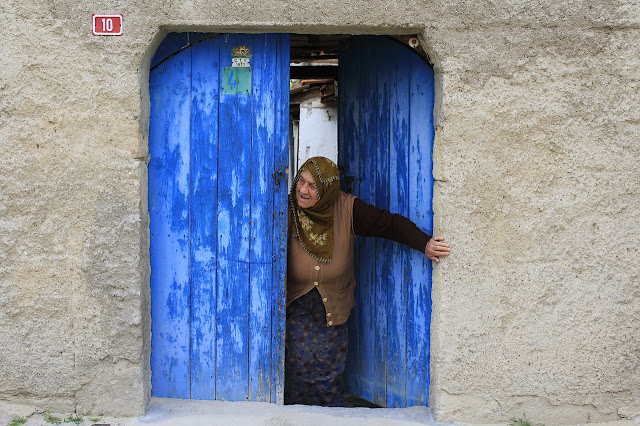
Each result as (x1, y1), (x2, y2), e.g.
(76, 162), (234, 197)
(0, 0), (638, 422)
(294, 99), (338, 171)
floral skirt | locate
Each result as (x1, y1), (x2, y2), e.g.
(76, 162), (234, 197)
(284, 288), (348, 406)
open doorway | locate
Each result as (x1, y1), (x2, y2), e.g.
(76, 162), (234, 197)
(289, 35), (341, 190)
(147, 32), (434, 408)
(289, 35), (435, 408)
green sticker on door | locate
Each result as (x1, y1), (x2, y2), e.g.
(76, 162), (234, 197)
(222, 67), (251, 95)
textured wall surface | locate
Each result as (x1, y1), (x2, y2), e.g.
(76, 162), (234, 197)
(0, 0), (638, 422)
(297, 100), (338, 167)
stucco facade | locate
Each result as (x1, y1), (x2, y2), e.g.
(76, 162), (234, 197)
(0, 0), (638, 423)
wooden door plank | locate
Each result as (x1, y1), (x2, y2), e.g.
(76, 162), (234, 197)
(149, 49), (192, 399)
(386, 43), (410, 408)
(248, 34), (277, 402)
(373, 42), (390, 406)
(270, 33), (290, 405)
(189, 36), (221, 400)
(216, 34), (254, 401)
(356, 37), (379, 403)
(339, 37), (363, 397)
(406, 53), (435, 406)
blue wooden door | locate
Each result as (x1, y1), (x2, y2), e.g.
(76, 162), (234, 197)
(339, 36), (435, 408)
(148, 33), (289, 402)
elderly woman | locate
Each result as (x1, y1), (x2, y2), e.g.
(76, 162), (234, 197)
(285, 157), (450, 406)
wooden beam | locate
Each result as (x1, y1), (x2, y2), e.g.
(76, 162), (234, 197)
(290, 66), (339, 80)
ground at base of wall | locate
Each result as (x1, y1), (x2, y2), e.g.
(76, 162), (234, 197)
(1, 399), (638, 426)
(0, 401), (122, 426)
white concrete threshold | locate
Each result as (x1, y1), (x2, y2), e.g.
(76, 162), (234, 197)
(130, 397), (440, 426)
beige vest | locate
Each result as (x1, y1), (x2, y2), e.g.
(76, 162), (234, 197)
(287, 192), (356, 326)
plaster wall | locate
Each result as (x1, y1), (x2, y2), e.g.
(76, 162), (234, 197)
(296, 99), (338, 169)
(0, 0), (638, 423)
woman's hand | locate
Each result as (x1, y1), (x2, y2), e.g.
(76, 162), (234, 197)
(425, 236), (450, 263)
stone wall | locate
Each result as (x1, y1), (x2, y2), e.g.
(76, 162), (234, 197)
(0, 0), (638, 422)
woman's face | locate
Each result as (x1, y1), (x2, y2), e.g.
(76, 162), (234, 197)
(296, 171), (319, 209)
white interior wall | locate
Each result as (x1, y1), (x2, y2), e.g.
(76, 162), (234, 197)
(295, 98), (338, 173)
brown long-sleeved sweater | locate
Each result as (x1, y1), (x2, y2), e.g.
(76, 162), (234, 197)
(287, 192), (432, 326)
(353, 197), (431, 252)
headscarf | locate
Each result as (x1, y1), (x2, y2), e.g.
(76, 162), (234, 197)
(289, 157), (341, 263)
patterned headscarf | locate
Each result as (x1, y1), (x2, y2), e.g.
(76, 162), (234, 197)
(289, 157), (341, 263)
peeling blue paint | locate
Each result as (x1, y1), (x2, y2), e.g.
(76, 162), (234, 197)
(339, 36), (435, 408)
(149, 33), (288, 402)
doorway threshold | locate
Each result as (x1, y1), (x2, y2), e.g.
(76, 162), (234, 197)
(129, 397), (440, 425)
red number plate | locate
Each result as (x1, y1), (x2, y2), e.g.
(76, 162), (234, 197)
(92, 14), (122, 36)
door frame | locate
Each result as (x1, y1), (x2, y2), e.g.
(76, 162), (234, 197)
(141, 29), (442, 407)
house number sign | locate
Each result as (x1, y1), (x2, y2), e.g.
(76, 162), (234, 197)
(92, 14), (123, 36)
(222, 45), (252, 95)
